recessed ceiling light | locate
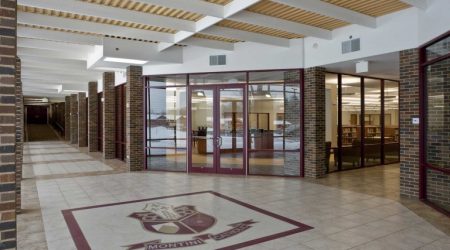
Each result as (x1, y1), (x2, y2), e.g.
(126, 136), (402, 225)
(104, 57), (148, 65)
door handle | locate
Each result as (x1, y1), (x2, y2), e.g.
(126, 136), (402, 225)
(217, 136), (223, 148)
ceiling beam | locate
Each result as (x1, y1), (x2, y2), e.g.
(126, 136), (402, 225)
(272, 0), (376, 28)
(18, 37), (95, 54)
(398, 0), (428, 10)
(181, 37), (234, 51)
(19, 0), (196, 32)
(229, 11), (331, 40)
(20, 55), (87, 69)
(18, 12), (174, 43)
(201, 26), (289, 47)
(18, 26), (103, 45)
(18, 47), (87, 60)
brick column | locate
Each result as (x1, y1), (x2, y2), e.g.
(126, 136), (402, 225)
(88, 81), (98, 152)
(70, 94), (78, 144)
(103, 72), (115, 159)
(0, 0), (17, 248)
(304, 67), (326, 178)
(64, 96), (71, 140)
(399, 49), (421, 198)
(126, 66), (144, 171)
(15, 57), (22, 213)
(78, 92), (87, 147)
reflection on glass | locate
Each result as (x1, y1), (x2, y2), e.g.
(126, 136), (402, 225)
(364, 79), (381, 166)
(219, 88), (244, 169)
(147, 87), (187, 171)
(384, 80), (399, 164)
(189, 72), (246, 85)
(426, 36), (450, 61)
(149, 75), (187, 87)
(325, 73), (338, 172)
(426, 59), (450, 169)
(341, 76), (361, 169)
(191, 89), (214, 169)
(248, 70), (301, 176)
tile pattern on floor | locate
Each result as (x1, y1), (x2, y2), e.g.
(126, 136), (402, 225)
(18, 141), (450, 250)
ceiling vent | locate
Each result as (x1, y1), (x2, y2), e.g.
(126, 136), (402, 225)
(342, 38), (360, 54)
(210, 55), (226, 66)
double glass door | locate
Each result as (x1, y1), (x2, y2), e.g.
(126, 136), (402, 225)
(189, 85), (245, 174)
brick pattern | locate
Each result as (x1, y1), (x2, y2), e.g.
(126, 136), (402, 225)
(103, 72), (116, 159)
(0, 0), (17, 248)
(283, 70), (301, 176)
(126, 66), (144, 171)
(78, 92), (87, 147)
(65, 96), (71, 141)
(70, 94), (78, 144)
(15, 57), (22, 214)
(399, 49), (420, 198)
(88, 81), (98, 152)
(304, 67), (326, 178)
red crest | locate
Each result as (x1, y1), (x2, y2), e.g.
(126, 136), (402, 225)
(129, 203), (216, 235)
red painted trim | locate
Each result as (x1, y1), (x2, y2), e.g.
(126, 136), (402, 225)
(62, 191), (313, 250)
(144, 68), (303, 78)
(423, 163), (450, 175)
(300, 69), (305, 177)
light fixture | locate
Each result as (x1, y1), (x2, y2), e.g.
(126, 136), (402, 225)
(104, 57), (148, 65)
(265, 93), (272, 98)
(195, 91), (205, 97)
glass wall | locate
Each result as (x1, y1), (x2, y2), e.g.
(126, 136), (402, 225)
(325, 73), (399, 171)
(145, 75), (187, 172)
(145, 70), (302, 176)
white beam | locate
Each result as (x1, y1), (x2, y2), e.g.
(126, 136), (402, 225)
(202, 26), (289, 47)
(18, 12), (174, 43)
(22, 66), (100, 78)
(19, 0), (196, 32)
(18, 47), (87, 60)
(22, 73), (96, 83)
(181, 37), (234, 51)
(398, 0), (428, 10)
(229, 11), (331, 40)
(20, 55), (87, 69)
(224, 0), (261, 17)
(18, 26), (103, 45)
(272, 0), (376, 28)
(18, 37), (95, 54)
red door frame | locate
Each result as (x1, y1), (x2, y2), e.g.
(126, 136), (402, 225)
(188, 84), (247, 175)
(418, 31), (450, 215)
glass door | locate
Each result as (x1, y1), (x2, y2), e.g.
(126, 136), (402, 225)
(189, 85), (245, 174)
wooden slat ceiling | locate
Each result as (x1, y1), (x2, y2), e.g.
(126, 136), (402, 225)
(217, 19), (304, 39)
(18, 5), (178, 34)
(248, 0), (349, 30)
(81, 0), (204, 22)
(322, 0), (411, 17)
(204, 0), (233, 5)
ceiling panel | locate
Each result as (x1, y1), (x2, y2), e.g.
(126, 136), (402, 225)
(18, 5), (178, 34)
(322, 0), (410, 17)
(82, 0), (205, 21)
(204, 0), (233, 5)
(248, 0), (349, 30)
(217, 19), (304, 39)
(194, 33), (242, 43)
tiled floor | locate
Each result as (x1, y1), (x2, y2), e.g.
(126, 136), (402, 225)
(18, 141), (450, 250)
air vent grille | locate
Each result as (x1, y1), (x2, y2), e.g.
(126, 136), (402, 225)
(210, 55), (226, 66)
(342, 38), (360, 54)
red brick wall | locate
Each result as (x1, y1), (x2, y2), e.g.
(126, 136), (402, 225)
(0, 0), (17, 248)
(126, 66), (144, 171)
(78, 92), (87, 147)
(399, 49), (420, 198)
(70, 94), (78, 144)
(304, 67), (326, 178)
(15, 57), (22, 214)
(65, 96), (71, 141)
(88, 81), (98, 152)
(103, 72), (116, 159)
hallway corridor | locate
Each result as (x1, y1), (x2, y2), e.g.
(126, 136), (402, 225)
(25, 124), (60, 142)
(16, 141), (450, 249)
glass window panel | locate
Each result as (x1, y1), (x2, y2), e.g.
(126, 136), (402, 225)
(147, 87), (187, 171)
(249, 152), (300, 176)
(426, 168), (450, 213)
(426, 36), (450, 61)
(341, 75), (362, 170)
(149, 75), (187, 87)
(325, 73), (339, 172)
(364, 78), (382, 166)
(384, 80), (399, 164)
(425, 58), (450, 169)
(189, 72), (246, 85)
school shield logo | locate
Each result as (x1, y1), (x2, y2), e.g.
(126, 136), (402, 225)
(129, 202), (216, 235)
